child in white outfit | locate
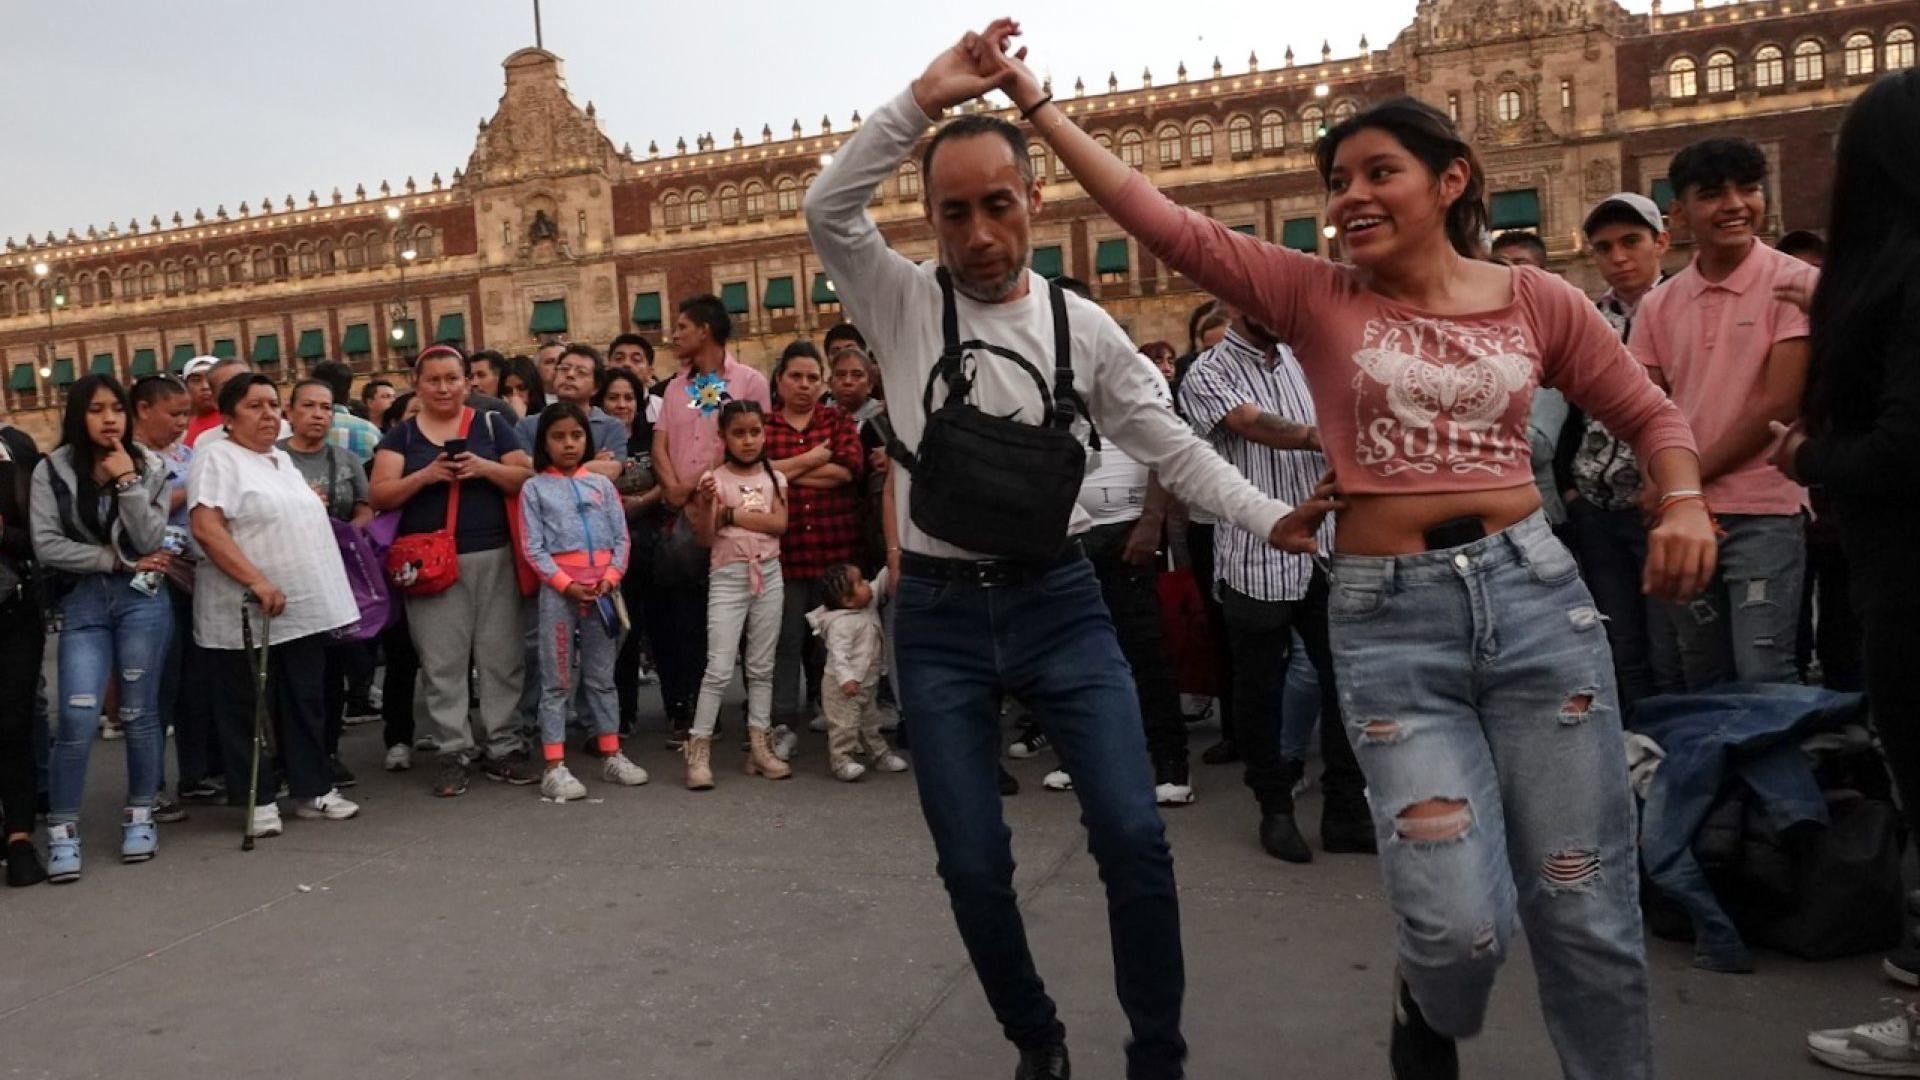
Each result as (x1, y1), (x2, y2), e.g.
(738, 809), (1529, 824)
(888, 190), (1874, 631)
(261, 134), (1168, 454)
(807, 564), (908, 782)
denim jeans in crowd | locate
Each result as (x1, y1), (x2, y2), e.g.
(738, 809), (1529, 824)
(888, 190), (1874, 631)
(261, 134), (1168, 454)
(1327, 512), (1650, 1080)
(1565, 500), (1684, 712)
(894, 552), (1185, 1080)
(1083, 521), (1187, 771)
(47, 574), (175, 824)
(692, 561), (783, 737)
(535, 585), (620, 750)
(773, 576), (827, 725)
(1276, 630), (1318, 763)
(1669, 512), (1805, 690)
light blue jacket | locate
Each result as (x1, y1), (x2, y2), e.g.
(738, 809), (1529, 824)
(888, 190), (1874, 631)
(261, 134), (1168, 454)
(517, 469), (629, 592)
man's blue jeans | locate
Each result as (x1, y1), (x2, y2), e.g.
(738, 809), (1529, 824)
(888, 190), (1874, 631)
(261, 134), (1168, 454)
(1669, 513), (1806, 689)
(894, 553), (1185, 1079)
(47, 574), (174, 824)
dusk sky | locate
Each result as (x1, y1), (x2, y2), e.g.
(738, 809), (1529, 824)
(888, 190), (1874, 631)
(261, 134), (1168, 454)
(0, 0), (1659, 244)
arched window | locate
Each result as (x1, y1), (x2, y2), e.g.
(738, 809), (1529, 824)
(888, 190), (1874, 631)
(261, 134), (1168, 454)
(12, 281), (29, 313)
(117, 268), (134, 298)
(1119, 130), (1146, 169)
(1794, 40), (1825, 83)
(1331, 100), (1359, 125)
(1755, 44), (1786, 87)
(1228, 115), (1255, 157)
(75, 273), (94, 306)
(1157, 125), (1182, 167)
(163, 262), (183, 294)
(897, 164), (920, 200)
(1845, 32), (1875, 76)
(297, 242), (316, 274)
(1259, 111), (1285, 151)
(1667, 57), (1698, 99)
(661, 192), (685, 228)
(366, 231), (386, 267)
(251, 248), (272, 281)
(183, 259), (200, 291)
(717, 185), (740, 222)
(344, 235), (364, 269)
(317, 239), (335, 272)
(271, 245), (290, 279)
(775, 176), (800, 214)
(1188, 120), (1214, 163)
(206, 258), (224, 288)
(1027, 142), (1049, 183)
(1706, 51), (1737, 93)
(687, 189), (709, 225)
(744, 180), (767, 216)
(1299, 105), (1325, 144)
(1888, 27), (1915, 70)
(140, 265), (157, 297)
(0, 285), (9, 316)
(412, 227), (436, 260)
(1092, 132), (1114, 153)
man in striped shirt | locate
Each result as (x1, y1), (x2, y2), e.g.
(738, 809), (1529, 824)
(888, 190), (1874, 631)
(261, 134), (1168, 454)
(1178, 311), (1373, 863)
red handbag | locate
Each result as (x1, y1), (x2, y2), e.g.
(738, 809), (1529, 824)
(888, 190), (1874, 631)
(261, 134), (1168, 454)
(385, 408), (473, 597)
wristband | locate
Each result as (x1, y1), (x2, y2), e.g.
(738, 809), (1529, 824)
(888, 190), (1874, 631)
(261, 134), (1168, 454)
(1018, 93), (1054, 122)
(1655, 492), (1724, 537)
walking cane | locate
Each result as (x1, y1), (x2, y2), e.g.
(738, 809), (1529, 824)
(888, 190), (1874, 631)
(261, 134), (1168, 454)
(240, 596), (273, 851)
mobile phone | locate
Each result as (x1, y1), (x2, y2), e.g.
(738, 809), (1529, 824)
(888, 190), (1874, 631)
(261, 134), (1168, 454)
(594, 594), (620, 637)
(443, 438), (468, 457)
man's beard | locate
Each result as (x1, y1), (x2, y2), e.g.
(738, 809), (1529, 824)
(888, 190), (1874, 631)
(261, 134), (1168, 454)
(942, 250), (1027, 303)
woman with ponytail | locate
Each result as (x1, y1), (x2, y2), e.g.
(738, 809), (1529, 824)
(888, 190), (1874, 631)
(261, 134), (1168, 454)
(969, 19), (1717, 1079)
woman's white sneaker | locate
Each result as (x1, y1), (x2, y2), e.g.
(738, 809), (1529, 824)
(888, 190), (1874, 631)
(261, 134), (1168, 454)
(1807, 1006), (1920, 1075)
(602, 752), (649, 786)
(384, 744), (413, 771)
(873, 751), (909, 773)
(295, 789), (360, 821)
(249, 805), (284, 838)
(832, 759), (867, 783)
(540, 765), (588, 802)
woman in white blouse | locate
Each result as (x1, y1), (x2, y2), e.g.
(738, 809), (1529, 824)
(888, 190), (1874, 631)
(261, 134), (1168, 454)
(188, 374), (364, 838)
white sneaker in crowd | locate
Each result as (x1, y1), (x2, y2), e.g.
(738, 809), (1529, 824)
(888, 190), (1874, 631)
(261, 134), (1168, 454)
(384, 744), (413, 771)
(832, 759), (867, 783)
(540, 765), (588, 802)
(1807, 1005), (1920, 1076)
(1042, 769), (1074, 792)
(249, 804), (284, 838)
(295, 789), (360, 821)
(809, 714), (830, 733)
(873, 751), (909, 773)
(602, 752), (649, 786)
(770, 724), (799, 761)
(413, 735), (439, 752)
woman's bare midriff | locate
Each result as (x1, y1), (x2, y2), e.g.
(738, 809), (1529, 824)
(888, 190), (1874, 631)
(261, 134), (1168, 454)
(1334, 485), (1544, 556)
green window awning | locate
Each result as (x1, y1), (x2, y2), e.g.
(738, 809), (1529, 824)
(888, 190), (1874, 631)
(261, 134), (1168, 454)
(90, 353), (115, 377)
(341, 324), (371, 355)
(1095, 238), (1129, 275)
(434, 313), (465, 345)
(529, 299), (568, 335)
(169, 343), (196, 373)
(296, 329), (327, 359)
(1231, 223), (1258, 236)
(1650, 178), (1676, 214)
(130, 349), (158, 377)
(8, 365), (35, 393)
(810, 275), (836, 305)
(1282, 218), (1320, 252)
(211, 338), (237, 359)
(632, 291), (663, 326)
(1490, 189), (1541, 230)
(53, 358), (76, 386)
(252, 334), (280, 365)
(1031, 245), (1064, 279)
(390, 319), (418, 350)
(720, 282), (749, 315)
(763, 276), (795, 311)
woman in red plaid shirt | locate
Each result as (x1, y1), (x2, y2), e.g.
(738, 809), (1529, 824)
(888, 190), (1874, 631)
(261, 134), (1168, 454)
(763, 341), (867, 755)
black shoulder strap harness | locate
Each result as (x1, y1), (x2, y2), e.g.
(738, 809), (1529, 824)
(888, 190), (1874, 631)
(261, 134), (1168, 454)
(884, 268), (1097, 469)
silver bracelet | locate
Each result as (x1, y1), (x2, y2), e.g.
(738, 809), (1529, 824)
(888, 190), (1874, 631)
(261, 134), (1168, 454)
(1659, 488), (1705, 500)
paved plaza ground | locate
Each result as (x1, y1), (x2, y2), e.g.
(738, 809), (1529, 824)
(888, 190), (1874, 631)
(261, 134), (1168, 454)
(0, 704), (1884, 1079)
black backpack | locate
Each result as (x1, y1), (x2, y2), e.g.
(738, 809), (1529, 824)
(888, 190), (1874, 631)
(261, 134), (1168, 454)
(887, 268), (1095, 563)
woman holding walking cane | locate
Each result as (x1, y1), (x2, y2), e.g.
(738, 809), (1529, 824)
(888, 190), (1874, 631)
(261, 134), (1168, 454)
(189, 374), (364, 839)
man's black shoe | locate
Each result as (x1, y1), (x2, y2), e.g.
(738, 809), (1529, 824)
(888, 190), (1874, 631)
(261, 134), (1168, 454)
(1390, 974), (1458, 1080)
(1014, 1042), (1070, 1079)
(1260, 812), (1313, 863)
(1201, 738), (1240, 765)
(998, 765), (1021, 797)
(1322, 813), (1379, 855)
(5, 839), (48, 887)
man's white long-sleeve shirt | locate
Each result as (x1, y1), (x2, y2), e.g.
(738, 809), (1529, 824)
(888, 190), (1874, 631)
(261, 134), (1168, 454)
(803, 88), (1290, 561)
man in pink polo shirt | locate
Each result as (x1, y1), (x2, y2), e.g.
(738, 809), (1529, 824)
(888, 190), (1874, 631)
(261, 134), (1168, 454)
(649, 294), (773, 743)
(1631, 137), (1817, 688)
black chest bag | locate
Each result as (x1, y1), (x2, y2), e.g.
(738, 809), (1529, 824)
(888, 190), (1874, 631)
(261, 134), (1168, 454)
(886, 268), (1098, 563)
